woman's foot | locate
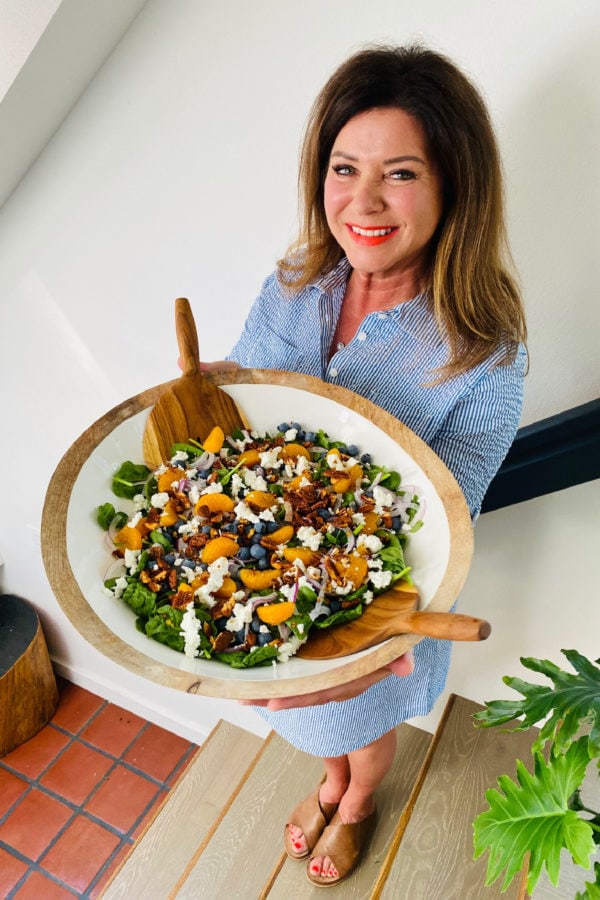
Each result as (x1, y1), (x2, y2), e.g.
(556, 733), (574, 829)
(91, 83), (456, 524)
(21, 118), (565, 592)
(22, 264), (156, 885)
(284, 782), (343, 860)
(309, 795), (375, 881)
(307, 804), (378, 886)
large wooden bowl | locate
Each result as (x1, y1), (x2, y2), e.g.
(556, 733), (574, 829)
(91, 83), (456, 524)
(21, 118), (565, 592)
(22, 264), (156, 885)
(41, 369), (473, 699)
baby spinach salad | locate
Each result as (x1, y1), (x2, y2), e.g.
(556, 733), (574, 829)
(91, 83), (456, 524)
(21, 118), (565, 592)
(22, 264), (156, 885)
(97, 423), (424, 668)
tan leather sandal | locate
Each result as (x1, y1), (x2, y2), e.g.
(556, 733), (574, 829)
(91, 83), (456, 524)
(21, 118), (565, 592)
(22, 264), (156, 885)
(306, 808), (378, 886)
(283, 787), (339, 861)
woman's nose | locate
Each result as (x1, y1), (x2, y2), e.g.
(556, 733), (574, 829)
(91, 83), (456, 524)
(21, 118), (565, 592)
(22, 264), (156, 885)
(353, 178), (386, 214)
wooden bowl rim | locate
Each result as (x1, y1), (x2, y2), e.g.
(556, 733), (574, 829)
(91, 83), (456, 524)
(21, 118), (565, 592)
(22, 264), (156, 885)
(41, 369), (473, 699)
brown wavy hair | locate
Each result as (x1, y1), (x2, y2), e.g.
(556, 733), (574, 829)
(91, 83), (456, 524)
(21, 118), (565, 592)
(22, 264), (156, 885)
(278, 44), (527, 379)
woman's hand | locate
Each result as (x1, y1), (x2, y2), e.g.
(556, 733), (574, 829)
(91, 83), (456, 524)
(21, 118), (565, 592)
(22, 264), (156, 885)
(238, 651), (414, 711)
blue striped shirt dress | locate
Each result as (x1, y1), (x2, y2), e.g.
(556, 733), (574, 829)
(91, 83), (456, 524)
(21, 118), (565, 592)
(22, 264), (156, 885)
(228, 257), (526, 756)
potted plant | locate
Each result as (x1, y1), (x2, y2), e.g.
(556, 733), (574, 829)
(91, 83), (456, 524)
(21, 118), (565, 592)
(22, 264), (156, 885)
(472, 649), (600, 898)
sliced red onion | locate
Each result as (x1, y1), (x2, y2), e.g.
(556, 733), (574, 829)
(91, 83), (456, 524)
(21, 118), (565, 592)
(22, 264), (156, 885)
(188, 451), (215, 470)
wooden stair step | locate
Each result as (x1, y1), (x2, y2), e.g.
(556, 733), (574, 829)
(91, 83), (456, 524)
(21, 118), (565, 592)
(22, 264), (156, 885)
(376, 693), (536, 899)
(100, 719), (263, 899)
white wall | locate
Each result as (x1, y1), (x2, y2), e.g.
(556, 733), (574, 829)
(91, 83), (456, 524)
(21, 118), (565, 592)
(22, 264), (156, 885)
(0, 0), (598, 744)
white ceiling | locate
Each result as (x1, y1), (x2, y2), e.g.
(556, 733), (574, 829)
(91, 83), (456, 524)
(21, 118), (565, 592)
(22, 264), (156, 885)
(0, 0), (149, 208)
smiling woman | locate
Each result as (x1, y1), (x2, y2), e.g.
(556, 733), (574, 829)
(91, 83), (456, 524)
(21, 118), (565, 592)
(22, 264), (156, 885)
(203, 42), (529, 887)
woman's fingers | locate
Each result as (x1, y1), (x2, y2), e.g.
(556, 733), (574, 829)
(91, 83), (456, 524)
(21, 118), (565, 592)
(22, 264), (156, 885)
(239, 651), (415, 710)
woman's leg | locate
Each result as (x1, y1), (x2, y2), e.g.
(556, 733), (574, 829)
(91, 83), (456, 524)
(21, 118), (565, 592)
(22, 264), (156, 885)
(286, 753), (350, 855)
(309, 728), (397, 879)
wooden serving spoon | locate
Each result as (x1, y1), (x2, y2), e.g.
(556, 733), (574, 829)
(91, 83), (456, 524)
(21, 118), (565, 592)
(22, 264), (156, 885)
(297, 583), (490, 660)
(143, 298), (248, 469)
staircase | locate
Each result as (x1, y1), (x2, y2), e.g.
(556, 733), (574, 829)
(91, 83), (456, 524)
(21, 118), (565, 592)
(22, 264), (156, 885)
(100, 694), (534, 899)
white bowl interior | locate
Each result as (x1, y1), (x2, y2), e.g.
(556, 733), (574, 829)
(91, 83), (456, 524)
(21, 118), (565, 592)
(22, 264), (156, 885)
(66, 382), (450, 688)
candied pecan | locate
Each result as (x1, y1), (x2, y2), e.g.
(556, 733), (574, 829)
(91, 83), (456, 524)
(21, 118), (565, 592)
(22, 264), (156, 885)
(171, 589), (194, 609)
(212, 631), (234, 652)
(210, 596), (237, 619)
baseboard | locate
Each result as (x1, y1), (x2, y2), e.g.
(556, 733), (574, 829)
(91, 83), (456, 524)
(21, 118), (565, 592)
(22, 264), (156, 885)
(51, 656), (214, 745)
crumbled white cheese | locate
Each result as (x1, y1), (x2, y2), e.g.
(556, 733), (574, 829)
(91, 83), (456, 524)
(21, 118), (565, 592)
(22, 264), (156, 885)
(113, 576), (128, 599)
(180, 602), (202, 658)
(151, 491), (170, 509)
(195, 556), (230, 606)
(128, 511), (143, 528)
(233, 500), (275, 524)
(296, 526), (323, 550)
(230, 472), (245, 500)
(259, 447), (283, 469)
(284, 428), (298, 441)
(326, 451), (346, 471)
(201, 482), (223, 495)
(277, 635), (303, 662)
(133, 493), (147, 511)
(369, 569), (393, 589)
(373, 484), (395, 514)
(242, 468), (268, 491)
(178, 515), (202, 536)
(334, 581), (355, 595)
(357, 534), (383, 554)
(124, 548), (140, 571)
(363, 590), (375, 605)
(352, 512), (366, 527)
(225, 602), (254, 632)
(172, 450), (188, 463)
(187, 485), (200, 506)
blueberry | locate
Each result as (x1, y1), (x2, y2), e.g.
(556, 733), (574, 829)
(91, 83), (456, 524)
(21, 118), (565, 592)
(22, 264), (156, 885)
(215, 616), (228, 632)
(235, 628), (246, 644)
(317, 508), (331, 520)
(238, 546), (251, 561)
(360, 453), (372, 465)
(392, 516), (402, 531)
(346, 444), (359, 457)
(253, 521), (265, 534)
(181, 559), (195, 569)
(277, 422), (290, 433)
(201, 524), (212, 534)
(250, 544), (267, 559)
(266, 521), (280, 533)
(257, 632), (271, 646)
(290, 422), (302, 432)
(329, 599), (342, 613)
(250, 617), (262, 633)
(164, 553), (175, 565)
(258, 557), (270, 570)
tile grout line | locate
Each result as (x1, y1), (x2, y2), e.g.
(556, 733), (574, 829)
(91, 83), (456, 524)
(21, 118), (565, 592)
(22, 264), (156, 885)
(0, 687), (199, 898)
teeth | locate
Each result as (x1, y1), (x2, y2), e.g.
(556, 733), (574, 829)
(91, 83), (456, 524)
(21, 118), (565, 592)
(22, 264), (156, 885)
(351, 226), (394, 237)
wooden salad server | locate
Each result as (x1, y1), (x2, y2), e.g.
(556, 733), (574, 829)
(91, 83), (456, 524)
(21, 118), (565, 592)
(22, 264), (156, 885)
(143, 297), (248, 469)
(297, 583), (491, 660)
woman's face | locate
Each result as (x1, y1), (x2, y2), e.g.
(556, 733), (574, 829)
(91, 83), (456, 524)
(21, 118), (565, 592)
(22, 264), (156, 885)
(324, 107), (443, 283)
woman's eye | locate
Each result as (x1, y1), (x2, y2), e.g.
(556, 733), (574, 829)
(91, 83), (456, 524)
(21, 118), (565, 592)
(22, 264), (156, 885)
(331, 164), (355, 176)
(388, 169), (416, 181)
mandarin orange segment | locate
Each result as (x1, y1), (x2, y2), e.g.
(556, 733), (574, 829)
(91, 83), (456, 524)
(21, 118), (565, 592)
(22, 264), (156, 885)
(282, 546), (319, 566)
(244, 490), (279, 510)
(203, 425), (225, 453)
(157, 467), (184, 492)
(361, 511), (380, 534)
(214, 576), (237, 598)
(266, 524), (294, 545)
(239, 568), (281, 590)
(256, 601), (296, 625)
(201, 536), (239, 564)
(239, 448), (261, 467)
(114, 525), (143, 551)
(159, 499), (179, 526)
(195, 492), (235, 514)
(281, 443), (311, 460)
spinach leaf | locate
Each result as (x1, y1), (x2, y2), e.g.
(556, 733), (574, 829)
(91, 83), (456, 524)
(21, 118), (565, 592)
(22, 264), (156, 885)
(112, 461), (151, 499)
(122, 581), (156, 617)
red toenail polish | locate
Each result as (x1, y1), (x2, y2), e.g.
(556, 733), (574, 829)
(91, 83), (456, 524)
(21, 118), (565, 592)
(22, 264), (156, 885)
(294, 842), (302, 848)
(312, 864), (319, 872)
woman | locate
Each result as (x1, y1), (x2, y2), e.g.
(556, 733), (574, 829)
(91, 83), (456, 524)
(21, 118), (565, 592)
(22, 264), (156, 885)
(211, 44), (527, 887)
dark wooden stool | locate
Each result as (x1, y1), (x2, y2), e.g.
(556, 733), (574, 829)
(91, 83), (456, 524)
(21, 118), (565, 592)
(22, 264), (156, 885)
(0, 594), (59, 756)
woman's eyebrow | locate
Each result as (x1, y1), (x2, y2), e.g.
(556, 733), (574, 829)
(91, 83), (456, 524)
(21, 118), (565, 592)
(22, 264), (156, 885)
(330, 151), (426, 165)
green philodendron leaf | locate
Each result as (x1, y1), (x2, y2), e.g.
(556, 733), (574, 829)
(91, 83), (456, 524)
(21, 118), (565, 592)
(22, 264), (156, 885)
(473, 736), (596, 894)
(575, 861), (600, 899)
(473, 650), (600, 756)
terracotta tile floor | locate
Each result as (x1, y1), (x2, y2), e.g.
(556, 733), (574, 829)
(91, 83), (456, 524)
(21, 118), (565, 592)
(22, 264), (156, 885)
(0, 679), (199, 898)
